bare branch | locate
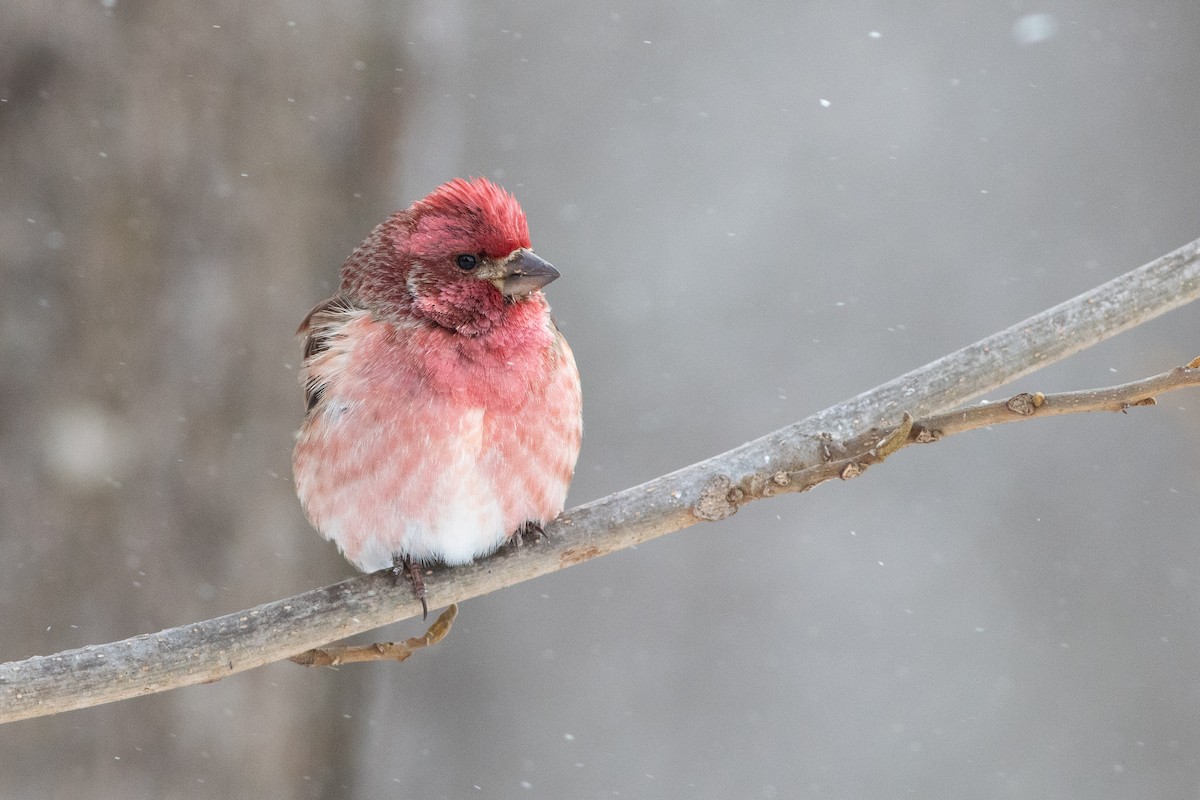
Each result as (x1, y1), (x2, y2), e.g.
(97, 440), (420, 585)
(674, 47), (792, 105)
(735, 360), (1200, 506)
(288, 604), (458, 667)
(2, 236), (1198, 724)
(912, 356), (1200, 441)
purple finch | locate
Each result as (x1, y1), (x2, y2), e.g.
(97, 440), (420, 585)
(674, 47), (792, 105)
(293, 178), (582, 606)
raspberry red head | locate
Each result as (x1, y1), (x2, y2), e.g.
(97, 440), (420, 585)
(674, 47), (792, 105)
(336, 177), (556, 336)
(410, 177), (531, 259)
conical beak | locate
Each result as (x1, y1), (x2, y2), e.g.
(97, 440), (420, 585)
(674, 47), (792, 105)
(497, 249), (560, 298)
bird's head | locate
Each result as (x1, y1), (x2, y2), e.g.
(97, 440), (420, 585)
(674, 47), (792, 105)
(340, 177), (559, 336)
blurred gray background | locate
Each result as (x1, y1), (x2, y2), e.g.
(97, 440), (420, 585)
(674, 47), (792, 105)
(2, 1), (1199, 798)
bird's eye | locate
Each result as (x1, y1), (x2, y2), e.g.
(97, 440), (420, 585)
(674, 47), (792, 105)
(455, 254), (479, 271)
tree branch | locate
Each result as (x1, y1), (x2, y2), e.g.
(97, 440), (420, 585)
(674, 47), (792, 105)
(911, 355), (1200, 441)
(2, 236), (1198, 725)
(732, 357), (1200, 507)
(288, 604), (458, 667)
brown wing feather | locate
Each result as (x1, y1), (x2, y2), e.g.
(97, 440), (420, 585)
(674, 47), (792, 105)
(298, 295), (362, 412)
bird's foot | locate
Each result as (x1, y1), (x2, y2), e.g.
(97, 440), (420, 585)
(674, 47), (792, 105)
(521, 520), (546, 544)
(512, 521), (548, 549)
(391, 554), (429, 620)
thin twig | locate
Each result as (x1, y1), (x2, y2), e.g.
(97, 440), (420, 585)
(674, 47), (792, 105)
(736, 358), (1200, 505)
(288, 604), (457, 667)
(912, 356), (1200, 442)
(1, 236), (1198, 724)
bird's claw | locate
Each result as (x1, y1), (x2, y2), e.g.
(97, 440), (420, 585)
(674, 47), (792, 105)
(519, 521), (546, 545)
(508, 521), (548, 552)
(391, 555), (429, 620)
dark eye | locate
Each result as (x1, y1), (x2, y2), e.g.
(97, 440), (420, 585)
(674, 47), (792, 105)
(455, 253), (479, 271)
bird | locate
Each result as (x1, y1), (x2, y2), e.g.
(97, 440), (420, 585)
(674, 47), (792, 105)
(292, 177), (582, 613)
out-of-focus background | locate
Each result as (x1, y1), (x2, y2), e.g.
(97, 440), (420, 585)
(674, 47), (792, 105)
(2, 1), (1199, 797)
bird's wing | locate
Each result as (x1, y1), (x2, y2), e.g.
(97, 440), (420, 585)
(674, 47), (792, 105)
(297, 295), (367, 412)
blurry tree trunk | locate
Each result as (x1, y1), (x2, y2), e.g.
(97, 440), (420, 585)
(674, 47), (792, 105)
(0, 1), (417, 795)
